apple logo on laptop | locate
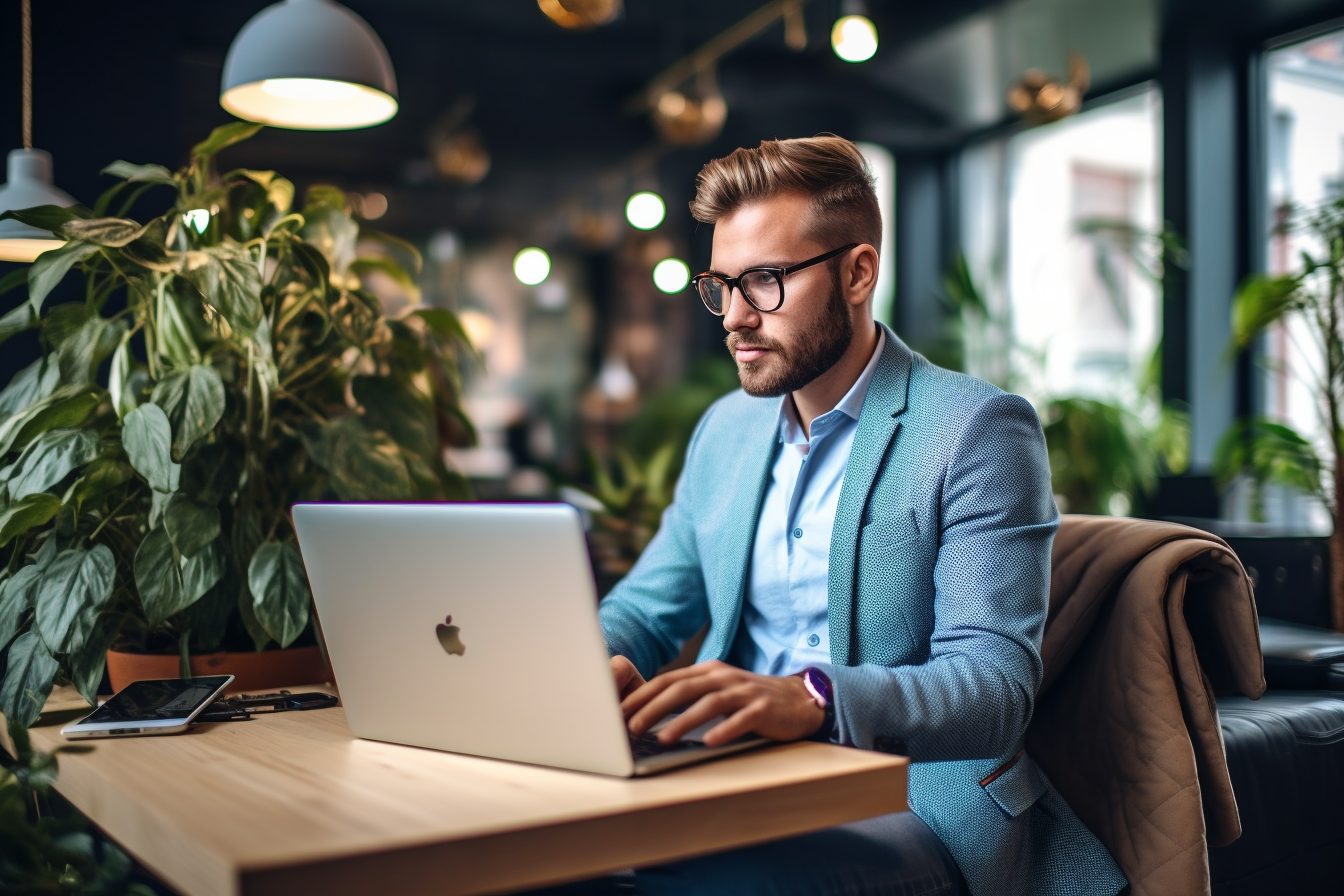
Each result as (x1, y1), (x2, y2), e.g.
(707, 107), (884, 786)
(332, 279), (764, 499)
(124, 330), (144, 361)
(436, 615), (466, 656)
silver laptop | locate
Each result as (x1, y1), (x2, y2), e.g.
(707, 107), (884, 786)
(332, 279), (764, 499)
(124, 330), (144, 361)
(292, 502), (767, 776)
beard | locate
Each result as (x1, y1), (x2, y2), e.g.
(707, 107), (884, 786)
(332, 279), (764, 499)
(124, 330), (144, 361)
(725, 270), (853, 398)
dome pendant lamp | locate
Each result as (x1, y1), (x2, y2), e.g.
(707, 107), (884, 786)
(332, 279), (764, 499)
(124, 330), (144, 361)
(0, 0), (77, 263)
(220, 0), (399, 130)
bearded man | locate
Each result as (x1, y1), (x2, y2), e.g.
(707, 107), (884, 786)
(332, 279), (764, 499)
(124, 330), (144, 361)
(595, 136), (1126, 896)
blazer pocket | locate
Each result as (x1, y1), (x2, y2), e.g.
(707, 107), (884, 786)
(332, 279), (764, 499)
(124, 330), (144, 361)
(981, 752), (1050, 819)
(858, 509), (923, 545)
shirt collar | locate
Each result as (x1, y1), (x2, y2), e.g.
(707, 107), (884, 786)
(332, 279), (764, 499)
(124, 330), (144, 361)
(779, 325), (886, 445)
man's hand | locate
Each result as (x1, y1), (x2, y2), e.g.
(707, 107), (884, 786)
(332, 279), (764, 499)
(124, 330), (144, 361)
(621, 660), (825, 747)
(610, 655), (646, 701)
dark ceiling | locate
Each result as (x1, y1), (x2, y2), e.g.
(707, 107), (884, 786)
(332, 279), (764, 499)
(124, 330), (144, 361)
(1, 0), (1002, 246)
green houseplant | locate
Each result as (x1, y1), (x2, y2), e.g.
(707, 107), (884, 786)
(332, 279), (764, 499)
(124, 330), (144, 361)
(1218, 195), (1344, 630)
(0, 123), (473, 728)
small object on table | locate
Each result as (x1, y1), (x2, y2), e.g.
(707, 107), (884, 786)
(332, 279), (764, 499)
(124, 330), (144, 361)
(225, 690), (340, 713)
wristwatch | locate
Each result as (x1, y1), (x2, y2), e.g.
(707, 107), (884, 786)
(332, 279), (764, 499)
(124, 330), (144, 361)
(793, 666), (836, 742)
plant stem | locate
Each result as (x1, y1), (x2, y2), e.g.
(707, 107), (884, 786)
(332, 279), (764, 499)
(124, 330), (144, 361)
(85, 493), (136, 545)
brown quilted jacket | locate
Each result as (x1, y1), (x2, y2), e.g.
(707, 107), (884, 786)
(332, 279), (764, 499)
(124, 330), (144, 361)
(1029, 515), (1266, 896)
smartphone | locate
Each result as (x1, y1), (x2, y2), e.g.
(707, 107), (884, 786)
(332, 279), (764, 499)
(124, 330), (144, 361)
(61, 676), (234, 740)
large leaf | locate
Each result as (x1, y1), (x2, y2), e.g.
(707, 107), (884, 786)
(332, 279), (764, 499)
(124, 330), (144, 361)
(300, 199), (358, 275)
(122, 403), (179, 493)
(0, 203), (91, 232)
(184, 248), (263, 334)
(410, 306), (472, 346)
(68, 611), (119, 707)
(0, 494), (61, 548)
(49, 307), (123, 384)
(1229, 274), (1302, 352)
(150, 365), (226, 461)
(353, 375), (436, 458)
(154, 283), (201, 368)
(70, 456), (134, 513)
(350, 257), (421, 303)
(248, 542), (310, 649)
(6, 429), (99, 499)
(27, 240), (100, 313)
(163, 494), (221, 558)
(0, 631), (59, 728)
(10, 389), (99, 450)
(33, 545), (115, 655)
(0, 565), (42, 648)
(134, 526), (224, 626)
(191, 122), (263, 161)
(60, 217), (152, 247)
(101, 160), (175, 185)
(108, 333), (137, 419)
(0, 358), (59, 421)
(0, 301), (37, 348)
(0, 384), (87, 458)
(305, 416), (414, 500)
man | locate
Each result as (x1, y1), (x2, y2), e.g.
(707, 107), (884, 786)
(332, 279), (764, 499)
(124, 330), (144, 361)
(598, 136), (1126, 896)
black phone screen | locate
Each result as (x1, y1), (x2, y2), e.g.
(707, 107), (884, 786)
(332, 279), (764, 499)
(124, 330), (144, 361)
(82, 677), (232, 723)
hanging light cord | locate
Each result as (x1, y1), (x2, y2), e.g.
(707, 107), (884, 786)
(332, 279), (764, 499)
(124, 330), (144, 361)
(21, 0), (32, 149)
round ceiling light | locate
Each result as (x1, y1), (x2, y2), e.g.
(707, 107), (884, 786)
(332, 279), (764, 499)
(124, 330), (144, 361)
(0, 149), (74, 262)
(831, 15), (878, 63)
(625, 192), (666, 230)
(514, 248), (551, 286)
(220, 0), (398, 130)
(652, 258), (690, 294)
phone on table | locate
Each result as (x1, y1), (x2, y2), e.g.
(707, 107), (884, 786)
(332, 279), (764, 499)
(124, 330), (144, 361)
(61, 676), (234, 740)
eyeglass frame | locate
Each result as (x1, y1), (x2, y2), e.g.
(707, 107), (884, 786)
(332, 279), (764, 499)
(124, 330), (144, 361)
(690, 243), (859, 316)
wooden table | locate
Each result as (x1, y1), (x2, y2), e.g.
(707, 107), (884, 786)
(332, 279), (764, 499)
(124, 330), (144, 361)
(7, 686), (909, 896)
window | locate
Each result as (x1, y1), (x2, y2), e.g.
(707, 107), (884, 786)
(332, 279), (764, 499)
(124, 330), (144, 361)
(1261, 27), (1344, 460)
(960, 87), (1163, 406)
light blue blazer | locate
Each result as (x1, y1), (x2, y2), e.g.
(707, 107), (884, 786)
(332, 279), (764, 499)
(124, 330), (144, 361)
(599, 325), (1127, 896)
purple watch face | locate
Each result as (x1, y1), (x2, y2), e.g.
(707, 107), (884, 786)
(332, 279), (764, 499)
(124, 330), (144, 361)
(801, 667), (832, 708)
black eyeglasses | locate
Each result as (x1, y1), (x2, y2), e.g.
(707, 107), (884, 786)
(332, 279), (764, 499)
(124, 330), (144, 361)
(691, 243), (857, 316)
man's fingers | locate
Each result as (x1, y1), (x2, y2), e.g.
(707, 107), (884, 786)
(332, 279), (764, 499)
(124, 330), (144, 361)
(627, 675), (726, 734)
(621, 662), (737, 718)
(653, 685), (756, 743)
(701, 699), (769, 746)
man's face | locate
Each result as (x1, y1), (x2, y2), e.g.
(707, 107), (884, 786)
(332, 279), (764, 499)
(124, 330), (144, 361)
(710, 193), (853, 397)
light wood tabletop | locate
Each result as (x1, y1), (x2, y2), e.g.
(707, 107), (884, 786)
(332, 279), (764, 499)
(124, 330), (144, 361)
(6, 685), (909, 896)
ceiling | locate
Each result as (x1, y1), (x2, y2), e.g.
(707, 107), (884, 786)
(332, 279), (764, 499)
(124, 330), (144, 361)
(0, 0), (1173, 246)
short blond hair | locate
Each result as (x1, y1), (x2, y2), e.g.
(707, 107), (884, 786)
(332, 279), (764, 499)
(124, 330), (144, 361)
(689, 135), (881, 252)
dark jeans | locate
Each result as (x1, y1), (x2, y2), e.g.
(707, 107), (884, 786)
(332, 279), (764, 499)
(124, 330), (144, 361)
(526, 810), (966, 896)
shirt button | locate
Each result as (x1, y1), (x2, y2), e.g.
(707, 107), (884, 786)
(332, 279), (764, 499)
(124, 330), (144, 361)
(807, 633), (821, 647)
(792, 527), (803, 539)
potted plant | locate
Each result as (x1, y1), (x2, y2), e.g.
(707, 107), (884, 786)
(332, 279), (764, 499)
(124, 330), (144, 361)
(1218, 196), (1344, 630)
(0, 123), (473, 728)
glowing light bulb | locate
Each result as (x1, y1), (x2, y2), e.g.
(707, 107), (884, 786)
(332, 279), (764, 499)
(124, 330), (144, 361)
(625, 192), (666, 230)
(513, 247), (551, 285)
(182, 208), (211, 234)
(652, 258), (690, 294)
(831, 15), (878, 63)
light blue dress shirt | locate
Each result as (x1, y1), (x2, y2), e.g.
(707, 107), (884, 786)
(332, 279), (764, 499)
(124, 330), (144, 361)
(731, 327), (886, 676)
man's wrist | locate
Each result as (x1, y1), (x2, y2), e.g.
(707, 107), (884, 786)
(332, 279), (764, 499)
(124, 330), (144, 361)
(792, 666), (836, 742)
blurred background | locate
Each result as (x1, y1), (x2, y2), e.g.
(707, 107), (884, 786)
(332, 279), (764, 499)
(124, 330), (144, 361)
(3, 0), (1344, 613)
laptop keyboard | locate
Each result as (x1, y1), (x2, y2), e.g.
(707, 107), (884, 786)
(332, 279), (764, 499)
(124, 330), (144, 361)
(629, 731), (703, 759)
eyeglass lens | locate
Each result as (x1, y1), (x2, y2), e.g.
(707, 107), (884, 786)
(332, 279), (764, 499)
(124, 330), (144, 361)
(699, 270), (783, 314)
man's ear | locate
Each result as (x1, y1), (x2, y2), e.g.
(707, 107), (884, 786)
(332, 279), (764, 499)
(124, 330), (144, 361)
(845, 244), (880, 307)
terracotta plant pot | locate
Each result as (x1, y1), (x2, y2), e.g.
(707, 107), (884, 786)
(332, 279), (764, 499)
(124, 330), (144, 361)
(105, 646), (334, 694)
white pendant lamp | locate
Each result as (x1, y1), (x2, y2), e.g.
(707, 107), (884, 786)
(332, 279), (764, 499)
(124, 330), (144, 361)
(220, 0), (398, 130)
(0, 0), (76, 263)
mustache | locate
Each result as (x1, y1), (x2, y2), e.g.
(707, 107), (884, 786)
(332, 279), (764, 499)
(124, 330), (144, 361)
(725, 332), (784, 354)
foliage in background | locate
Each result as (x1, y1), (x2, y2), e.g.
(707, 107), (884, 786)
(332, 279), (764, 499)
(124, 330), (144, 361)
(1, 722), (151, 896)
(1215, 196), (1344, 629)
(940, 220), (1190, 515)
(577, 358), (738, 591)
(0, 123), (473, 729)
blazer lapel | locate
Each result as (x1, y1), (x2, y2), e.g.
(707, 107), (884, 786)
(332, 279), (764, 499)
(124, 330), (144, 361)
(828, 325), (913, 665)
(705, 393), (782, 658)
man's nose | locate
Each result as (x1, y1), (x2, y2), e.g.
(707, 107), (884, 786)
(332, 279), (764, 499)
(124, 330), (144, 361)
(721, 286), (760, 331)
